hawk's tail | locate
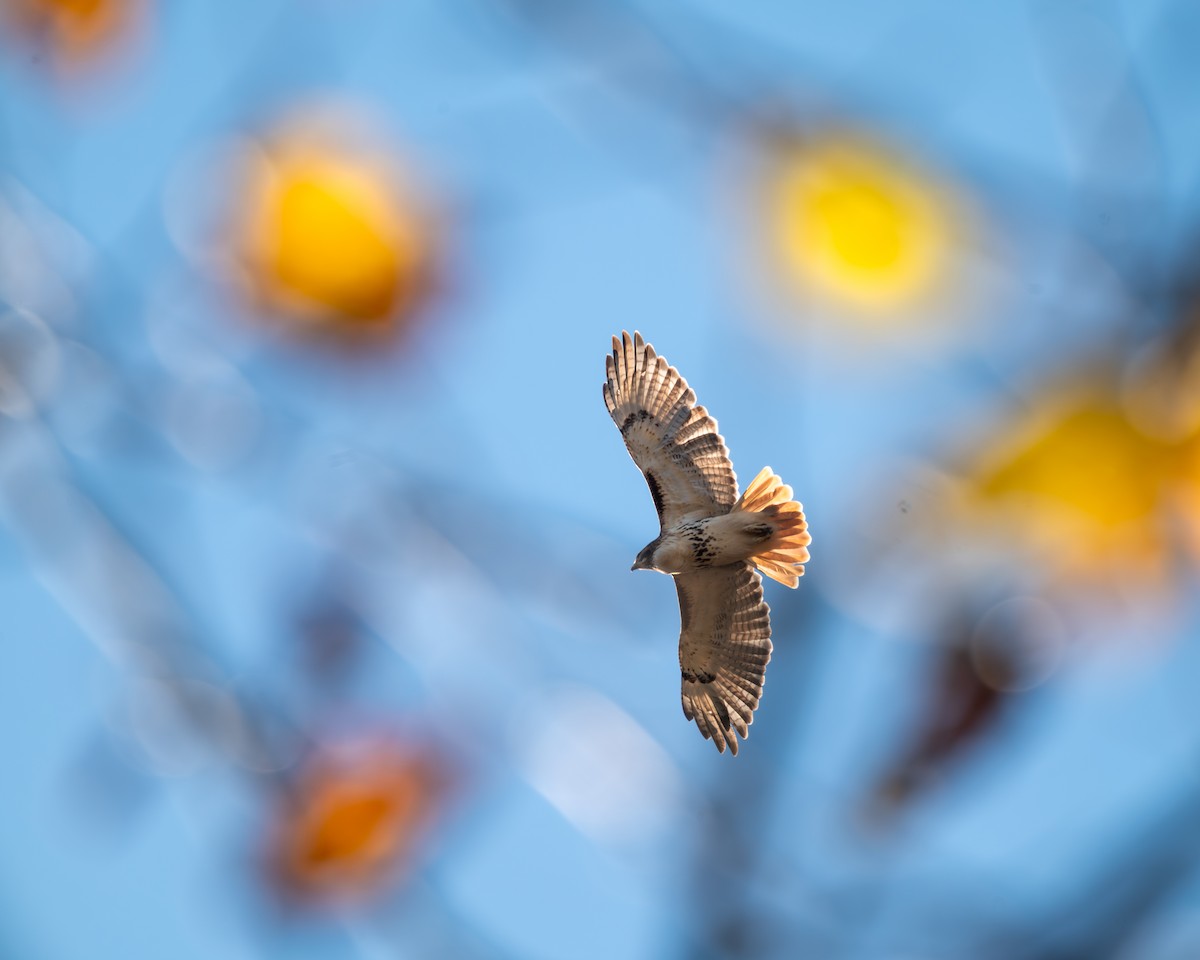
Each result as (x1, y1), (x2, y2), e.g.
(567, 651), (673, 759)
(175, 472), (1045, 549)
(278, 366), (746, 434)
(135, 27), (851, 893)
(733, 466), (811, 588)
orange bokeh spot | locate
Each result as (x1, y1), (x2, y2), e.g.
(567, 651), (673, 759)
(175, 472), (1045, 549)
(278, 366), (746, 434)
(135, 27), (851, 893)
(269, 739), (449, 903)
(235, 121), (435, 339)
(5, 0), (142, 68)
(262, 163), (414, 324)
(297, 789), (402, 868)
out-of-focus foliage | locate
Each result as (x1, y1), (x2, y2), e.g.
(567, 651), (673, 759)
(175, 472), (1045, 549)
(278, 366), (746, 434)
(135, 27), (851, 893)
(1, 0), (146, 74)
(882, 354), (1200, 619)
(762, 133), (968, 320)
(871, 636), (1011, 812)
(6, 2), (1200, 959)
(968, 387), (1194, 597)
(266, 737), (452, 905)
(228, 109), (438, 341)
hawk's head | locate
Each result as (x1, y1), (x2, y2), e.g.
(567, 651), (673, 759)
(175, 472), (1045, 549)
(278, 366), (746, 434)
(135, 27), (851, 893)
(631, 538), (661, 572)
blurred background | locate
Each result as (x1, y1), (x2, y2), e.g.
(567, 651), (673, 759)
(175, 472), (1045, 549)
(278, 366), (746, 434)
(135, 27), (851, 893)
(4, 1), (1200, 957)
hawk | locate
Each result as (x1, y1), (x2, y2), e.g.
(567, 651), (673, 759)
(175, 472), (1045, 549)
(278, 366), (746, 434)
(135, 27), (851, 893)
(603, 331), (811, 755)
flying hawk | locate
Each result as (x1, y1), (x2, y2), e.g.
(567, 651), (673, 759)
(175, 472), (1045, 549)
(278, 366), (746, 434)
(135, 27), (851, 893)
(603, 331), (811, 755)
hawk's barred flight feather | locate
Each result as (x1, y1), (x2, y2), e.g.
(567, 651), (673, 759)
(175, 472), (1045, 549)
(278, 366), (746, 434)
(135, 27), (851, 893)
(603, 331), (738, 526)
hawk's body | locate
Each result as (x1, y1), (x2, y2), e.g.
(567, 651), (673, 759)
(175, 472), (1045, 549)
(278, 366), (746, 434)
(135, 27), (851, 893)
(603, 331), (811, 755)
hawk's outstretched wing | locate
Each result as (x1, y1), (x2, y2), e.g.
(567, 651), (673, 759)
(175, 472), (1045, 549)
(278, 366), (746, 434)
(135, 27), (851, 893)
(603, 330), (737, 528)
(675, 564), (773, 755)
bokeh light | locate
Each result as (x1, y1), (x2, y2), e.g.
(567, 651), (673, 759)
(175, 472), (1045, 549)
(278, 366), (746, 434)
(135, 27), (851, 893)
(267, 737), (451, 905)
(967, 387), (1195, 599)
(230, 109), (437, 342)
(763, 133), (968, 320)
(1, 0), (145, 73)
(7, 3), (1200, 959)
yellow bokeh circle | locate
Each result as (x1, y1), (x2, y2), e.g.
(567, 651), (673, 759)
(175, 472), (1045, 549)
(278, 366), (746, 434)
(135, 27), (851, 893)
(768, 137), (958, 316)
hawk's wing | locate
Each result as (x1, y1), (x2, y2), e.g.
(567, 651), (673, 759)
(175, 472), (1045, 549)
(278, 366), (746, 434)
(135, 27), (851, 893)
(675, 564), (773, 755)
(603, 330), (738, 528)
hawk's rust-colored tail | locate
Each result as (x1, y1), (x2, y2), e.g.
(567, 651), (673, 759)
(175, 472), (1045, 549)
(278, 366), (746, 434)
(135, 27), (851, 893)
(732, 466), (811, 588)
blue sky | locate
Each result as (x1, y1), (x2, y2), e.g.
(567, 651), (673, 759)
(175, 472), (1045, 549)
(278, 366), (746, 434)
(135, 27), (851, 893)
(4, 1), (1200, 958)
